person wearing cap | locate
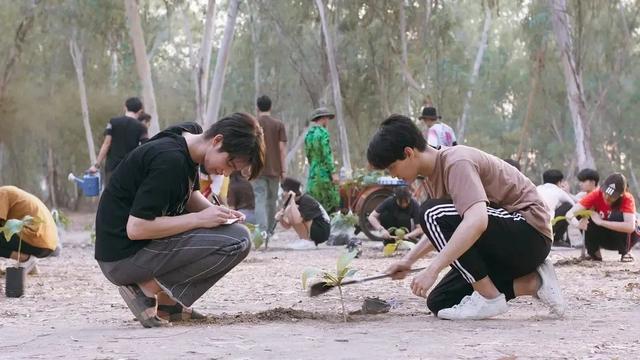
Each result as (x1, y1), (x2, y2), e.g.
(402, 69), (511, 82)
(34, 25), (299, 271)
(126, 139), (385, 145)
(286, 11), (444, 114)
(565, 173), (638, 262)
(419, 106), (457, 148)
(304, 107), (340, 213)
(368, 186), (423, 244)
(367, 115), (564, 320)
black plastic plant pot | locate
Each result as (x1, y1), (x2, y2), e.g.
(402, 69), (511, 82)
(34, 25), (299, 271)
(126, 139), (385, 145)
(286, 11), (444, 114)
(5, 266), (25, 298)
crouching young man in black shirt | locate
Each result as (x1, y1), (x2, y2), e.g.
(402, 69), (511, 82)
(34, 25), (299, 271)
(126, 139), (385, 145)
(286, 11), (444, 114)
(95, 113), (264, 327)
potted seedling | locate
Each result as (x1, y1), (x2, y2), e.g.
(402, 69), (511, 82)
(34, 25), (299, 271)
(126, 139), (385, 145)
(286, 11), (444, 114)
(245, 223), (267, 249)
(382, 227), (415, 256)
(302, 249), (359, 322)
(1, 215), (40, 297)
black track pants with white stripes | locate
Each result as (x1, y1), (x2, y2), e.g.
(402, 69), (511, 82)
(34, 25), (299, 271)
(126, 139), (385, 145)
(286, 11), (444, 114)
(418, 198), (550, 315)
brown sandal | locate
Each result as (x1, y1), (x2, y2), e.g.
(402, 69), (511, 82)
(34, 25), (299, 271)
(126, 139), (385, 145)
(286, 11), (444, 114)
(157, 303), (207, 322)
(118, 284), (170, 328)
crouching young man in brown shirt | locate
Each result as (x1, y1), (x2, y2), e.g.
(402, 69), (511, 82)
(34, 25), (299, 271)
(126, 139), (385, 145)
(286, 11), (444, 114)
(367, 115), (565, 320)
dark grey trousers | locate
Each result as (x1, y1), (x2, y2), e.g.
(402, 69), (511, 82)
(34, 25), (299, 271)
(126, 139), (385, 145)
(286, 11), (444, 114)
(98, 224), (251, 307)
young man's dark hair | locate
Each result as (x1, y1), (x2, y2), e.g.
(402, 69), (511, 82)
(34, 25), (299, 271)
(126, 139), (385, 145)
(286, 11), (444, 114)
(542, 169), (564, 185)
(503, 158), (521, 172)
(281, 177), (302, 196)
(367, 114), (427, 170)
(204, 112), (265, 180)
(256, 95), (272, 112)
(394, 186), (411, 202)
(138, 112), (151, 123)
(125, 97), (143, 113)
(577, 168), (599, 184)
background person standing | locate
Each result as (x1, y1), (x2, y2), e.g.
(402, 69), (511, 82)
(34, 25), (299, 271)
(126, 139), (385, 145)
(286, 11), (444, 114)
(252, 95), (287, 232)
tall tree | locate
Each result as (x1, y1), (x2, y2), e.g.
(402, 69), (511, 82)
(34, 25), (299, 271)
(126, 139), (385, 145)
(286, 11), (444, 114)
(0, 1), (39, 100)
(456, 5), (492, 143)
(315, 0), (352, 177)
(548, 0), (595, 169)
(124, 0), (160, 135)
(69, 30), (97, 164)
(205, 0), (239, 126)
(194, 0), (216, 125)
(399, 0), (411, 115)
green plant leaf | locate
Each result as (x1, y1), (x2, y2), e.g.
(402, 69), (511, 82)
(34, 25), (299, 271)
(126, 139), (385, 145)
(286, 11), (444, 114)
(383, 243), (398, 256)
(551, 209), (593, 226)
(323, 272), (340, 286)
(0, 215), (38, 241)
(302, 267), (323, 289)
(337, 249), (358, 273)
(344, 268), (358, 278)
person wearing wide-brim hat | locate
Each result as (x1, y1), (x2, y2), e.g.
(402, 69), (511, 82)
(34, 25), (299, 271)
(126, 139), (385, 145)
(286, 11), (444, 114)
(419, 106), (458, 148)
(303, 107), (340, 213)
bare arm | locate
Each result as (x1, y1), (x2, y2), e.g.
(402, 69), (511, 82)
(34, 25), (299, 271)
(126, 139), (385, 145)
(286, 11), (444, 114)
(279, 141), (287, 179)
(401, 236), (436, 264)
(596, 212), (636, 233)
(406, 226), (424, 240)
(126, 204), (243, 240)
(367, 210), (383, 230)
(95, 135), (112, 166)
(566, 202), (586, 227)
(426, 202), (488, 274)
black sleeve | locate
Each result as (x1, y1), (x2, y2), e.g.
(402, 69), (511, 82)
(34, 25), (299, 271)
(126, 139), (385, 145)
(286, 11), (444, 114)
(297, 195), (319, 221)
(130, 154), (190, 220)
(104, 119), (113, 136)
(375, 197), (394, 214)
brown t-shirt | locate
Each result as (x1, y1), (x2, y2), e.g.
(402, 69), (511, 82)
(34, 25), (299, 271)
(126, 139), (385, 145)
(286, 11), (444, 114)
(257, 114), (287, 177)
(0, 186), (59, 250)
(425, 146), (552, 241)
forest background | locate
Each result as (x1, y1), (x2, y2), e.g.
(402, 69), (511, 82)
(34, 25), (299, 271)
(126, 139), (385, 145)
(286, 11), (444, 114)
(1, 0), (638, 209)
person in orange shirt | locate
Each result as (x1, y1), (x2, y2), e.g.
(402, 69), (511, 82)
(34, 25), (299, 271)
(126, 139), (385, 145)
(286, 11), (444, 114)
(0, 186), (59, 274)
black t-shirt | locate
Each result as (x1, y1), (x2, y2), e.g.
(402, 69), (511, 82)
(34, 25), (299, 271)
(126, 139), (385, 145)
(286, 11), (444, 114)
(95, 122), (202, 262)
(104, 116), (149, 172)
(375, 197), (420, 230)
(297, 193), (330, 223)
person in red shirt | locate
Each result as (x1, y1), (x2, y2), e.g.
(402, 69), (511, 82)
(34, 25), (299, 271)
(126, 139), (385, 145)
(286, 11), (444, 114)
(566, 173), (638, 262)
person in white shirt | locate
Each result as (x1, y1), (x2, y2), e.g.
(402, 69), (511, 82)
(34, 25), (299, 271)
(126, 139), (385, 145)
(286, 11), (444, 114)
(536, 169), (575, 245)
(419, 106), (457, 148)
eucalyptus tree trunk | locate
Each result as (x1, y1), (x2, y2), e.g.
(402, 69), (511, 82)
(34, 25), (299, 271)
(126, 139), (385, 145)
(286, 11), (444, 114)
(69, 33), (97, 164)
(457, 6), (491, 143)
(248, 1), (261, 105)
(516, 50), (544, 162)
(124, 0), (160, 135)
(314, 0), (352, 177)
(205, 0), (239, 127)
(548, 0), (595, 170)
(399, 0), (411, 115)
(0, 0), (39, 100)
(193, 0), (217, 125)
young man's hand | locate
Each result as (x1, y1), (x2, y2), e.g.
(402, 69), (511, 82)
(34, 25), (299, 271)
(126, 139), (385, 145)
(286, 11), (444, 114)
(385, 259), (412, 280)
(578, 217), (589, 230)
(410, 268), (438, 298)
(196, 206), (238, 227)
(87, 165), (99, 173)
(379, 228), (392, 239)
(591, 213), (603, 226)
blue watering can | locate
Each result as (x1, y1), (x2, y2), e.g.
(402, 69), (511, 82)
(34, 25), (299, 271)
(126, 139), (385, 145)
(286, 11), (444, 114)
(68, 172), (101, 197)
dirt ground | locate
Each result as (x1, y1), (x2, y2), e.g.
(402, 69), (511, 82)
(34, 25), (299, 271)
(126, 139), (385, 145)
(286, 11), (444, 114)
(2, 212), (640, 360)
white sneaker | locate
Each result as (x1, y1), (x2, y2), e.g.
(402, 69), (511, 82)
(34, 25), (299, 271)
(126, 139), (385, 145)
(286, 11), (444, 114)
(437, 291), (508, 320)
(536, 259), (566, 317)
(18, 256), (40, 275)
(288, 239), (317, 250)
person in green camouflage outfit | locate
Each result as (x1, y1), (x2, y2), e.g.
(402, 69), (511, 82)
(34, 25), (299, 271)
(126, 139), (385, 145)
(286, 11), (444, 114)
(304, 108), (340, 213)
